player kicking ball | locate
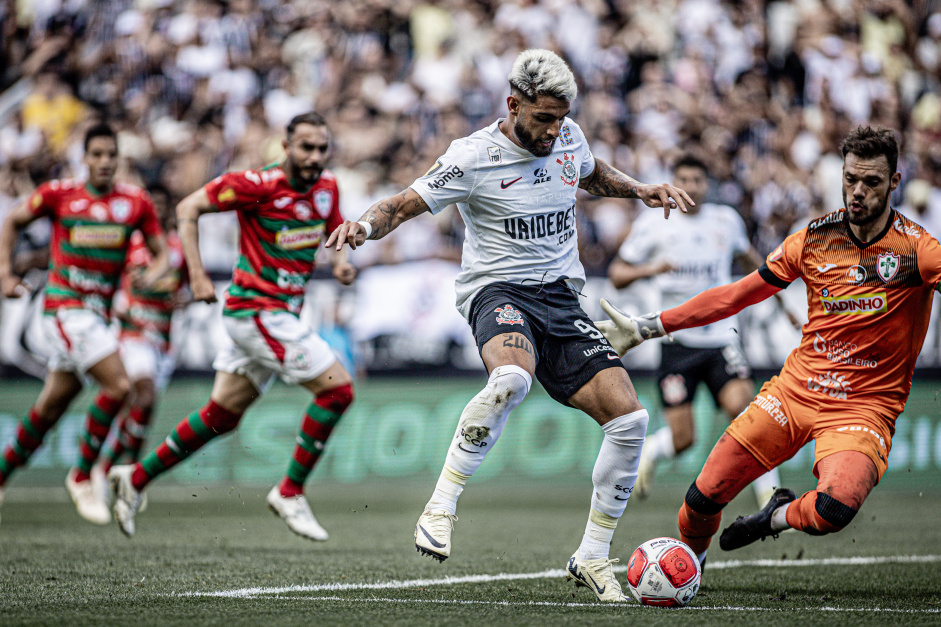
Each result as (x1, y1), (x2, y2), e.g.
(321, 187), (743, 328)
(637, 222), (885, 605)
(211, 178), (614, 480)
(597, 126), (941, 568)
(109, 112), (356, 540)
(328, 49), (692, 602)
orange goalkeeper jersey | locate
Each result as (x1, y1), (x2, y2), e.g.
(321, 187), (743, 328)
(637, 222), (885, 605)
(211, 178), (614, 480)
(760, 209), (941, 417)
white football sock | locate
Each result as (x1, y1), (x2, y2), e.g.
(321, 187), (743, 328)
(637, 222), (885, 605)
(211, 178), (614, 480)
(770, 502), (792, 532)
(578, 409), (649, 560)
(425, 365), (531, 515)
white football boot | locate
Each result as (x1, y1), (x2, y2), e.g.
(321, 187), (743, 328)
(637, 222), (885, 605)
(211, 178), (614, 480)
(566, 551), (629, 602)
(66, 468), (111, 525)
(108, 465), (144, 537)
(266, 487), (329, 541)
(414, 509), (457, 562)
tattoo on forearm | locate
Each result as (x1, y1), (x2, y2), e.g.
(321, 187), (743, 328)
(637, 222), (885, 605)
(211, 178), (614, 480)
(502, 333), (535, 357)
(362, 190), (428, 239)
(580, 160), (640, 199)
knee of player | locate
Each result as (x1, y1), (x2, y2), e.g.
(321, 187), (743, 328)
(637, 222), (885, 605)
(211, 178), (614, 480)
(487, 365), (532, 409)
(673, 431), (694, 453)
(103, 377), (132, 402)
(317, 382), (355, 414)
(812, 492), (858, 534)
(684, 481), (727, 516)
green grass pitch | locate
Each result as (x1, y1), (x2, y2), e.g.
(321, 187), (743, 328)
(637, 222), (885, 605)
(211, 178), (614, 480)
(2, 480), (940, 626)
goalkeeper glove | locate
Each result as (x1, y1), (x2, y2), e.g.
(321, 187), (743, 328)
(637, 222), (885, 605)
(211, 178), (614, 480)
(595, 298), (670, 357)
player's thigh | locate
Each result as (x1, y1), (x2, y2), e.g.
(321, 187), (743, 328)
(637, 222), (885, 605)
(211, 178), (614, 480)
(42, 309), (120, 377)
(814, 450), (878, 510)
(86, 351), (131, 398)
(469, 282), (541, 375)
(717, 378), (756, 420)
(695, 433), (770, 503)
(813, 408), (893, 485)
(300, 360), (353, 396)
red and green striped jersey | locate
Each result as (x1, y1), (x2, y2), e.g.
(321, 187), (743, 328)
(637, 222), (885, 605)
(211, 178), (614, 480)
(204, 164), (343, 317)
(27, 179), (162, 318)
(117, 230), (187, 351)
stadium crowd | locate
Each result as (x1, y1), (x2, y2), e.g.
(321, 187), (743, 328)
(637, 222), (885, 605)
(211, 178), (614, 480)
(1, 0), (941, 275)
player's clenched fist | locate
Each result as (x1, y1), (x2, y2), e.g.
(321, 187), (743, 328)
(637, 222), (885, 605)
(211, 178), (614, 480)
(189, 273), (218, 303)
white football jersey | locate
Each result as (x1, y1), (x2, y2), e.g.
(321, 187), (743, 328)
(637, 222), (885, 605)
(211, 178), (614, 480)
(618, 203), (751, 348)
(411, 118), (595, 319)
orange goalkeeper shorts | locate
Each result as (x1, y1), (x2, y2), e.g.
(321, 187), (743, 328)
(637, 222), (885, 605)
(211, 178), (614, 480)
(725, 375), (894, 482)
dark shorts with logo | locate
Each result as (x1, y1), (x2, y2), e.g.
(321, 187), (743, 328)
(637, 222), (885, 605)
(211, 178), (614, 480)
(657, 341), (752, 408)
(468, 279), (626, 406)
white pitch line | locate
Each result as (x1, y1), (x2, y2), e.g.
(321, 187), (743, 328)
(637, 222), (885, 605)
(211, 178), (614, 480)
(246, 596), (941, 614)
(184, 554), (941, 599)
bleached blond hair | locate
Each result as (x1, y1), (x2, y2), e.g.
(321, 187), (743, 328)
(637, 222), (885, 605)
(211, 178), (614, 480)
(507, 49), (578, 102)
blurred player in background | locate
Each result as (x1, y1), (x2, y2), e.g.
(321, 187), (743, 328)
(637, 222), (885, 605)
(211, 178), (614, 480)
(109, 112), (357, 542)
(0, 123), (168, 526)
(598, 126), (941, 568)
(608, 154), (798, 505)
(328, 49), (692, 602)
(94, 185), (188, 494)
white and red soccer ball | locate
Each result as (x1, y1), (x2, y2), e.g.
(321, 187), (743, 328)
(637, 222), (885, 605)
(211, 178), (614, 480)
(626, 537), (701, 607)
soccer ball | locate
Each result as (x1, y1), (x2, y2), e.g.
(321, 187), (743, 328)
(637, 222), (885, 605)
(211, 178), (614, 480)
(626, 537), (701, 607)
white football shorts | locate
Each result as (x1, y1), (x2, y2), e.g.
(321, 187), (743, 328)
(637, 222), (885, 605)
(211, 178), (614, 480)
(42, 308), (120, 375)
(119, 337), (176, 391)
(213, 310), (337, 393)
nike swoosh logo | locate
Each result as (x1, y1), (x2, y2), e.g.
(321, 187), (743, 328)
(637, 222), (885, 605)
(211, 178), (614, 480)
(418, 525), (446, 548)
(816, 263), (837, 273)
(568, 558), (605, 595)
(614, 495), (628, 500)
(607, 354), (620, 360)
(457, 444), (479, 454)
(500, 177), (523, 189)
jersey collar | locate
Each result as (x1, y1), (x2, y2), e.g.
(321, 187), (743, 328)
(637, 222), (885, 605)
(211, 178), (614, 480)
(84, 181), (111, 197)
(845, 208), (895, 250)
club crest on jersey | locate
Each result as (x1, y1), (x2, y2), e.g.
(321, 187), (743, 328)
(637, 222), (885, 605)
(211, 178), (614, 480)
(877, 252), (900, 282)
(110, 198), (131, 222)
(488, 146), (502, 164)
(556, 153), (578, 187)
(559, 125), (574, 147)
(314, 191), (332, 218)
(217, 187), (237, 204)
(494, 304), (524, 325)
(294, 200), (313, 220)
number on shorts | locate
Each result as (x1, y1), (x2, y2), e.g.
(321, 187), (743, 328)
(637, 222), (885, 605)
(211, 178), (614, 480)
(574, 319), (605, 340)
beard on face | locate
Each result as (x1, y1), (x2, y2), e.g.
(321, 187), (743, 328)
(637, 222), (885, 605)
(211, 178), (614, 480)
(513, 119), (553, 157)
(843, 187), (892, 226)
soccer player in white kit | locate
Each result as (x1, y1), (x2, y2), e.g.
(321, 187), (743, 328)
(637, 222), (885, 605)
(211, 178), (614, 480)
(328, 49), (693, 602)
(608, 154), (786, 506)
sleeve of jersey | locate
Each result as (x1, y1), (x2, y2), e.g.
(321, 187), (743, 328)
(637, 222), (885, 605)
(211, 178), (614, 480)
(204, 171), (257, 212)
(758, 228), (805, 288)
(26, 183), (55, 218)
(660, 270), (783, 333)
(571, 121), (595, 179)
(409, 139), (478, 215)
(917, 232), (941, 292)
(137, 193), (163, 239)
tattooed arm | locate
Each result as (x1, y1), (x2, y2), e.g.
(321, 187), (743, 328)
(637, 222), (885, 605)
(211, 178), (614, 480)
(579, 157), (695, 219)
(325, 188), (431, 251)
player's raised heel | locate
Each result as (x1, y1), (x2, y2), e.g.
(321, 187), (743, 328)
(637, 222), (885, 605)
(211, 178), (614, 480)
(108, 465), (144, 537)
(565, 551), (628, 602)
(719, 487), (796, 551)
(266, 487), (329, 541)
(414, 509), (456, 562)
(66, 468), (111, 525)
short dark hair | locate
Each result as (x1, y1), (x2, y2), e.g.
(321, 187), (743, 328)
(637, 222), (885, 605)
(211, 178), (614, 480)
(84, 123), (117, 151)
(286, 112), (327, 139)
(673, 154), (709, 175)
(840, 125), (899, 174)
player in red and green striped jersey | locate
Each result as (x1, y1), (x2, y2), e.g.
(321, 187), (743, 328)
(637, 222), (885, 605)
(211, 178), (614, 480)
(0, 123), (169, 527)
(109, 112), (357, 541)
(95, 186), (188, 494)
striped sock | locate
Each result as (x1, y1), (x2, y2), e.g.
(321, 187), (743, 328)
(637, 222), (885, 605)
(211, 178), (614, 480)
(74, 393), (124, 481)
(0, 408), (55, 485)
(131, 400), (241, 491)
(279, 384), (353, 498)
(101, 406), (152, 472)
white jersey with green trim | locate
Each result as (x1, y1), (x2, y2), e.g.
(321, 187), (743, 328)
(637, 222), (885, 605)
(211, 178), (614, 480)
(410, 118), (595, 319)
(617, 203), (751, 348)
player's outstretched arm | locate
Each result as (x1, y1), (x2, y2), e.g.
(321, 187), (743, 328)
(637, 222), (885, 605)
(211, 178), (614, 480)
(326, 188), (431, 251)
(596, 271), (782, 356)
(579, 157), (694, 218)
(0, 201), (41, 298)
(136, 232), (170, 291)
(176, 187), (218, 303)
